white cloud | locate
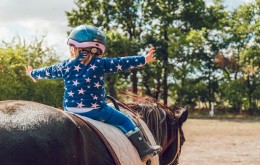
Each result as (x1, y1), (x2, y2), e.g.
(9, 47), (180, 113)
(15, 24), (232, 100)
(0, 0), (75, 60)
(205, 0), (255, 10)
(0, 0), (74, 23)
(0, 26), (12, 41)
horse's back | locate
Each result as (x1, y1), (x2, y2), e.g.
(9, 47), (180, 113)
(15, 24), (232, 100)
(0, 100), (114, 165)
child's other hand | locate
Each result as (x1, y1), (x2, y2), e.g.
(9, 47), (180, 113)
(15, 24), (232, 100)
(24, 65), (37, 83)
(145, 47), (156, 63)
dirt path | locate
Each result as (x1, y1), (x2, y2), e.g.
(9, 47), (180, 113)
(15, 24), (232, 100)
(178, 119), (260, 165)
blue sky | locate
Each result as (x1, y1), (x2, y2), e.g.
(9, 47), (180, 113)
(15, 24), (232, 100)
(0, 0), (254, 60)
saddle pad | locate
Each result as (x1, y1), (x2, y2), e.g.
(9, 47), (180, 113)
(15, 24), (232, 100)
(76, 114), (159, 165)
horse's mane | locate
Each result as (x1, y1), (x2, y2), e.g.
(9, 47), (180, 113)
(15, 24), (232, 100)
(117, 93), (176, 145)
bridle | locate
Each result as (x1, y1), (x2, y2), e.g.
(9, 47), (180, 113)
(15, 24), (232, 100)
(167, 128), (181, 165)
(167, 108), (185, 165)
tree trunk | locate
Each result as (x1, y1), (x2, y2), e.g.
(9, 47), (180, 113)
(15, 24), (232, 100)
(132, 70), (138, 94)
(162, 28), (169, 105)
(163, 61), (168, 105)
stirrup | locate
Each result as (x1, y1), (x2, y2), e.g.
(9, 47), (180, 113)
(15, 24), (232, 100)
(141, 146), (162, 160)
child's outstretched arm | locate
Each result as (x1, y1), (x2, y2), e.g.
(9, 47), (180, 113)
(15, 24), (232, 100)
(24, 63), (65, 82)
(102, 47), (157, 74)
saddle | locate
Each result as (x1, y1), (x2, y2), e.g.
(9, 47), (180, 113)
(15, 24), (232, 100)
(66, 106), (159, 165)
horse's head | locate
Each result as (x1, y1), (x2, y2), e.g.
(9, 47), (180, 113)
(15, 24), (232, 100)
(123, 96), (188, 165)
(161, 106), (188, 165)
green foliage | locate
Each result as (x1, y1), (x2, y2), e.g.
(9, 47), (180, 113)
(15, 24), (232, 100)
(1, 0), (259, 115)
(104, 32), (142, 98)
(0, 37), (63, 107)
(219, 79), (247, 112)
(64, 0), (260, 114)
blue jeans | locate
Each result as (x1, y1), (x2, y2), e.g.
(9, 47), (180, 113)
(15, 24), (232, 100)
(71, 105), (137, 133)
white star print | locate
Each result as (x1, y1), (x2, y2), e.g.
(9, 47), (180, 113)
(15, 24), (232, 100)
(85, 77), (91, 83)
(130, 65), (135, 69)
(74, 65), (82, 72)
(45, 71), (50, 76)
(91, 103), (99, 109)
(64, 66), (70, 72)
(116, 64), (123, 70)
(100, 76), (103, 80)
(37, 75), (42, 79)
(78, 88), (85, 94)
(94, 82), (101, 88)
(93, 95), (98, 100)
(68, 91), (74, 97)
(110, 60), (114, 64)
(90, 64), (97, 70)
(72, 80), (80, 86)
(77, 102), (85, 108)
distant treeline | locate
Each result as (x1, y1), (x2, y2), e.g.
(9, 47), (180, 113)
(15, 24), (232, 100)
(0, 0), (259, 114)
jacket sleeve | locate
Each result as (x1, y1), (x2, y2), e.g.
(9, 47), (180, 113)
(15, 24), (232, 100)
(30, 62), (65, 80)
(101, 56), (146, 74)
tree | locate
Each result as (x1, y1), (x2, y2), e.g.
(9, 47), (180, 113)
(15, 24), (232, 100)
(141, 0), (227, 105)
(66, 0), (144, 95)
(0, 37), (63, 107)
(215, 1), (260, 112)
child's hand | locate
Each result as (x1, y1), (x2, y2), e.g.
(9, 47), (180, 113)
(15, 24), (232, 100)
(24, 65), (37, 83)
(145, 47), (156, 63)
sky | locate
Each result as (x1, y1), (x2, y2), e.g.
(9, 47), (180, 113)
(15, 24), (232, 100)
(0, 0), (255, 60)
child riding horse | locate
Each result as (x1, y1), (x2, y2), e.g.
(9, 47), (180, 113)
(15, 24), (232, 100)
(24, 24), (161, 160)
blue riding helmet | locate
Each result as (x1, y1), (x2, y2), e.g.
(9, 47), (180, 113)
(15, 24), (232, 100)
(67, 25), (107, 54)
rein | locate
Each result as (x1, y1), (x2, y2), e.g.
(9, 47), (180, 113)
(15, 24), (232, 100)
(168, 128), (181, 165)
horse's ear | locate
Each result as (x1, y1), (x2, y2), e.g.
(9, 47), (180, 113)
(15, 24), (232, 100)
(179, 108), (188, 125)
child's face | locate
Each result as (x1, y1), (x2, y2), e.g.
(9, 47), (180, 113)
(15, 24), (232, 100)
(69, 45), (78, 58)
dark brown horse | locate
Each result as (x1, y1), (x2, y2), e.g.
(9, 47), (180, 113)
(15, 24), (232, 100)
(0, 98), (187, 165)
(116, 95), (188, 165)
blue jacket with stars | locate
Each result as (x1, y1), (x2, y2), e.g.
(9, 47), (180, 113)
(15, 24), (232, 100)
(30, 53), (146, 109)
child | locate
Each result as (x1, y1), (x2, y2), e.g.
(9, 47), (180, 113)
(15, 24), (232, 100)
(24, 24), (161, 160)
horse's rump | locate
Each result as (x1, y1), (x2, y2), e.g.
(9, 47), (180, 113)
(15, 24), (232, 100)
(0, 100), (114, 165)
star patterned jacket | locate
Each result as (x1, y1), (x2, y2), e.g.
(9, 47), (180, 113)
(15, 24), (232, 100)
(30, 53), (146, 109)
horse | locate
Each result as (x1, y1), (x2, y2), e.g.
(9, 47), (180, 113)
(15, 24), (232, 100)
(0, 97), (187, 165)
(116, 94), (188, 165)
